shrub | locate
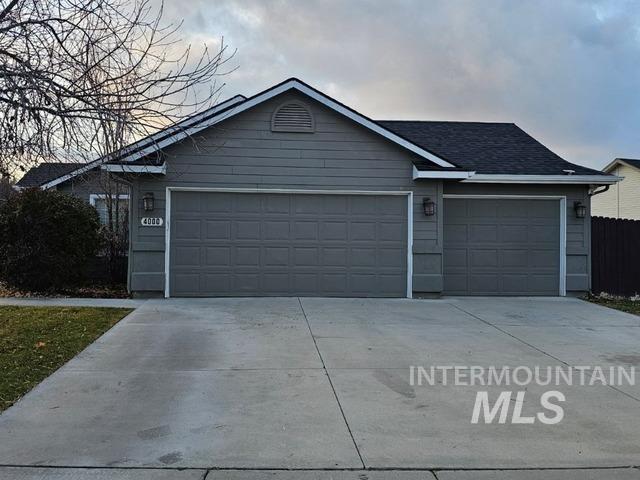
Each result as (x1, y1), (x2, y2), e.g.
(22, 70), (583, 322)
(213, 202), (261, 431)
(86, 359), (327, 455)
(0, 188), (101, 291)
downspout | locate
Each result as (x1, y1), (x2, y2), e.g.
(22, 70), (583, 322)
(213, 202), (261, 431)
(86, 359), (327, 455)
(588, 185), (609, 197)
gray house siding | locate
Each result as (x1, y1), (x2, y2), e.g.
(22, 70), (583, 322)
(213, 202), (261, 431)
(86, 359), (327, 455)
(57, 170), (106, 202)
(128, 91), (441, 295)
(126, 90), (590, 296)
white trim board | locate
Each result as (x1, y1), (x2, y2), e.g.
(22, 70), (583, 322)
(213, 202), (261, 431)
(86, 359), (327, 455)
(102, 163), (167, 174)
(164, 187), (414, 299)
(442, 194), (567, 296)
(461, 174), (620, 185)
(412, 166), (475, 180)
(89, 193), (130, 205)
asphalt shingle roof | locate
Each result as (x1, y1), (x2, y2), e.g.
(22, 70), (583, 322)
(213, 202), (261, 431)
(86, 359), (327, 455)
(617, 158), (640, 170)
(15, 163), (83, 188)
(378, 120), (605, 175)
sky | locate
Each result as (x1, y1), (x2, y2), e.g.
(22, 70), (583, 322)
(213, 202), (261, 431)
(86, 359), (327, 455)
(160, 0), (640, 170)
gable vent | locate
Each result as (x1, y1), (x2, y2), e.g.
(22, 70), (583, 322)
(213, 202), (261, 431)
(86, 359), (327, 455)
(271, 102), (315, 132)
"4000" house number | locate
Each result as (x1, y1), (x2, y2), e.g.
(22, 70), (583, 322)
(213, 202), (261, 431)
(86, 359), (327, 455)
(140, 217), (163, 227)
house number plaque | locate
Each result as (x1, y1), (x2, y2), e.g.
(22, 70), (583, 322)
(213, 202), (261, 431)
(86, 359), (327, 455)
(140, 217), (163, 227)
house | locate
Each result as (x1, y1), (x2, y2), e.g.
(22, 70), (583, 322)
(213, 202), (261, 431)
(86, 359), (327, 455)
(37, 78), (619, 298)
(591, 158), (640, 220)
(15, 163), (129, 226)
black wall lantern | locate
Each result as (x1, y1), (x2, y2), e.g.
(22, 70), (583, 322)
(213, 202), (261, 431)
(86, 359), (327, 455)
(423, 197), (436, 216)
(574, 201), (586, 219)
(143, 192), (155, 211)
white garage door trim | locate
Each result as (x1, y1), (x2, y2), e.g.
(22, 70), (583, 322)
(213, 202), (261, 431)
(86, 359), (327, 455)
(443, 194), (567, 296)
(164, 187), (413, 298)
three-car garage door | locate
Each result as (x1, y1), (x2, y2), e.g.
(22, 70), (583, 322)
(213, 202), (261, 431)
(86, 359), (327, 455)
(443, 197), (561, 296)
(169, 191), (408, 297)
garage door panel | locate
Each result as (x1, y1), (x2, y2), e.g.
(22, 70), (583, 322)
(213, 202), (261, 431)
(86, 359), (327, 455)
(294, 247), (319, 266)
(470, 249), (498, 267)
(204, 195), (232, 213)
(170, 192), (407, 297)
(294, 221), (318, 240)
(203, 273), (229, 293)
(500, 225), (528, 242)
(379, 247), (405, 267)
(500, 275), (528, 293)
(470, 201), (498, 218)
(444, 273), (468, 292)
(377, 196), (406, 215)
(379, 222), (405, 241)
(444, 198), (560, 296)
(236, 194), (262, 213)
(443, 248), (467, 268)
(206, 247), (230, 266)
(444, 224), (468, 243)
(323, 196), (348, 214)
(469, 274), (499, 293)
(206, 220), (231, 239)
(351, 222), (376, 240)
(236, 247), (260, 266)
(501, 249), (528, 268)
(470, 224), (497, 242)
(321, 273), (348, 294)
(174, 220), (200, 239)
(264, 247), (289, 266)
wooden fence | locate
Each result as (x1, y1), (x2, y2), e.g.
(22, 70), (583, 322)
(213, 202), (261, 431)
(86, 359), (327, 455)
(591, 216), (640, 296)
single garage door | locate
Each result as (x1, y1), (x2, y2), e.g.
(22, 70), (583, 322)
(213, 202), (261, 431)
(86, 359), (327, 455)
(443, 197), (560, 295)
(169, 191), (408, 297)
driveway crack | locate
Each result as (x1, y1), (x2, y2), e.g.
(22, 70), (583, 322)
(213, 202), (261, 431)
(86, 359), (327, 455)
(451, 302), (640, 404)
(297, 297), (366, 469)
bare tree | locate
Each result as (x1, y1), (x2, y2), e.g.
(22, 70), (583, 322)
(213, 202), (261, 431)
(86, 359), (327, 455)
(0, 0), (234, 178)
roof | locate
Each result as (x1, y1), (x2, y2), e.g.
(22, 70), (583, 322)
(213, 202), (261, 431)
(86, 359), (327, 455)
(35, 77), (615, 188)
(103, 77), (455, 170)
(378, 121), (605, 176)
(15, 163), (85, 188)
(603, 158), (640, 173)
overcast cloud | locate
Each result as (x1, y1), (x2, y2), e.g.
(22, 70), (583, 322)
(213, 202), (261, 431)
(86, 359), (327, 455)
(162, 0), (640, 169)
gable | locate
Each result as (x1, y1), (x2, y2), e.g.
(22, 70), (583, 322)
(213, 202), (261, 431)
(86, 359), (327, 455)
(159, 89), (434, 180)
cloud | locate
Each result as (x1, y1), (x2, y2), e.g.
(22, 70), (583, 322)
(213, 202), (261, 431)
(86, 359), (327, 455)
(161, 0), (640, 169)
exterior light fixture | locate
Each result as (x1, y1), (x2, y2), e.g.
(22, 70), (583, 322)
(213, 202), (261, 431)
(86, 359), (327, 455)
(423, 197), (436, 216)
(143, 192), (154, 211)
(574, 201), (586, 219)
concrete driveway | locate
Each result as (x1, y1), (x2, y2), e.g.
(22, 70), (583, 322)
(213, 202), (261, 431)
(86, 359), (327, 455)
(2, 297), (640, 479)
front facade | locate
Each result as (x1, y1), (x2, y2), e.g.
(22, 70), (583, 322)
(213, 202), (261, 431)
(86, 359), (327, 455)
(591, 158), (640, 220)
(16, 166), (130, 226)
(42, 78), (618, 298)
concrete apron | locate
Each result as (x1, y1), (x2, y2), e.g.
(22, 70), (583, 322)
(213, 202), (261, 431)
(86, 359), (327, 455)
(0, 297), (639, 475)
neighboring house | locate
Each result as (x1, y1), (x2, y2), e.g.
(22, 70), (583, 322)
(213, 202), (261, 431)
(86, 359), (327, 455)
(15, 163), (129, 226)
(38, 78), (619, 298)
(591, 158), (640, 220)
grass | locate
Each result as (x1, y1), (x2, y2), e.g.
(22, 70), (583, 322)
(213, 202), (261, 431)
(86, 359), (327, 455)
(586, 295), (640, 316)
(0, 306), (132, 412)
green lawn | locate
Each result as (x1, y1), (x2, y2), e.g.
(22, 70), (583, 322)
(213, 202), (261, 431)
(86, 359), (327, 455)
(0, 306), (132, 411)
(586, 296), (640, 316)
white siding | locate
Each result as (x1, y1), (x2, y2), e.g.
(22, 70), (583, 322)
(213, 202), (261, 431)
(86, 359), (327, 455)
(592, 164), (640, 220)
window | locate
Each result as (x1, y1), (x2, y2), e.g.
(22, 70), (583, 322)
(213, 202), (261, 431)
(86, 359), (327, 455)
(89, 194), (129, 226)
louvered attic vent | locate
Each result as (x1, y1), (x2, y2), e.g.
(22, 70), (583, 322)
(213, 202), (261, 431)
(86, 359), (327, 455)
(271, 102), (315, 132)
